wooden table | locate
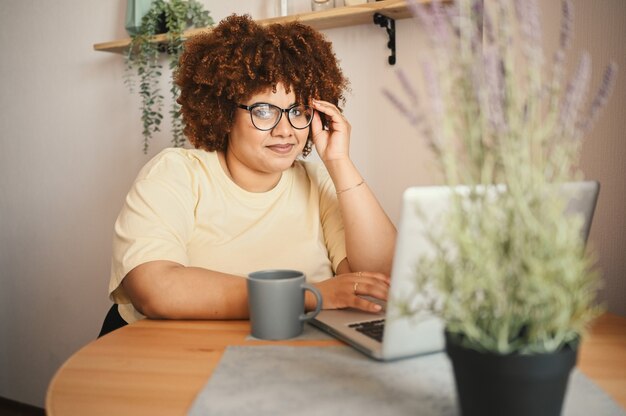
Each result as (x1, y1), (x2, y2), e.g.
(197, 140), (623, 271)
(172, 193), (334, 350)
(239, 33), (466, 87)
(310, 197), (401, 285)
(46, 313), (626, 415)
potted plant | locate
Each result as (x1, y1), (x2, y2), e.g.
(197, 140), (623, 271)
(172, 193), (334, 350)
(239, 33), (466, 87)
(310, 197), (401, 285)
(384, 1), (617, 415)
(125, 0), (213, 153)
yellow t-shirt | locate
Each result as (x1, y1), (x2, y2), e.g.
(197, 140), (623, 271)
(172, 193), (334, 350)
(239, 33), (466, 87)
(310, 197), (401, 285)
(109, 148), (347, 323)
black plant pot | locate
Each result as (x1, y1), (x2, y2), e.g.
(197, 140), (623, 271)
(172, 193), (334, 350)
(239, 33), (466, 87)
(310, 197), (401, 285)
(156, 11), (168, 34)
(445, 332), (578, 416)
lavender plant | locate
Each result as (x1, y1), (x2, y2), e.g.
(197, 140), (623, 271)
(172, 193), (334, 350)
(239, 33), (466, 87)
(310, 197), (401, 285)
(385, 0), (617, 354)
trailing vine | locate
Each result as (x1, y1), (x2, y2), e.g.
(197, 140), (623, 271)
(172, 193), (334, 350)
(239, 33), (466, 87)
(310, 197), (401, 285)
(125, 0), (213, 153)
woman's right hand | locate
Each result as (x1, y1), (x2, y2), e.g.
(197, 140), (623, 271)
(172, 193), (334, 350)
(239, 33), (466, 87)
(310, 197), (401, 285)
(307, 271), (390, 313)
(310, 99), (352, 164)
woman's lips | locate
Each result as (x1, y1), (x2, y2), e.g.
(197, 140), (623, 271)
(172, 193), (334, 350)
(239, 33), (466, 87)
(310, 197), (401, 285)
(266, 144), (295, 154)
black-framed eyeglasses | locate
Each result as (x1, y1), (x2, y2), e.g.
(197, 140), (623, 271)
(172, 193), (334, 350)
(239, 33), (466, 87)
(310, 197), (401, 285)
(237, 103), (314, 131)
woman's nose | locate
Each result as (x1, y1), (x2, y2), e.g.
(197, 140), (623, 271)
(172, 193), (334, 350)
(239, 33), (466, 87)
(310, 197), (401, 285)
(272, 111), (293, 136)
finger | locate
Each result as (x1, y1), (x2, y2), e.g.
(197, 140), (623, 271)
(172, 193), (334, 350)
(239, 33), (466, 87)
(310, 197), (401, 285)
(310, 109), (322, 132)
(353, 271), (391, 286)
(352, 296), (384, 313)
(311, 100), (347, 128)
(310, 111), (327, 142)
(312, 98), (340, 114)
(353, 279), (389, 300)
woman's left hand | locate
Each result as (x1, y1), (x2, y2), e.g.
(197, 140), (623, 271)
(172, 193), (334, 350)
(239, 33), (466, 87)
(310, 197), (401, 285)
(310, 99), (351, 162)
(308, 271), (390, 313)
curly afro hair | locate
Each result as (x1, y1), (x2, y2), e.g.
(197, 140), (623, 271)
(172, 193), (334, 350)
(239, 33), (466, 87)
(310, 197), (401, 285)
(175, 14), (349, 156)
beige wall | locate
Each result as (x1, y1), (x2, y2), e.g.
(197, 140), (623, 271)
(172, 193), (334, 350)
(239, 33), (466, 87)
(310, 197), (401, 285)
(0, 0), (623, 408)
(561, 0), (626, 325)
(540, 0), (626, 319)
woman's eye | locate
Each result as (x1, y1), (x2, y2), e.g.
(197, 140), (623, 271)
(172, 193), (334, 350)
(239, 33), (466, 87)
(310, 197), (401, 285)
(252, 106), (275, 120)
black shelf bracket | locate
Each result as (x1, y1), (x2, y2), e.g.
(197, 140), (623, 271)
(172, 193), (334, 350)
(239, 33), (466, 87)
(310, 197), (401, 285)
(373, 12), (396, 65)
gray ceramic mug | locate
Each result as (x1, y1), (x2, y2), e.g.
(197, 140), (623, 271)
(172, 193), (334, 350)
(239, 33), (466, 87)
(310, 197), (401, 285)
(247, 269), (323, 340)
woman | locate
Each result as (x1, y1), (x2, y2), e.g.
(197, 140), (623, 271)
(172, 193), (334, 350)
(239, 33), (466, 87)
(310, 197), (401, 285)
(104, 15), (396, 329)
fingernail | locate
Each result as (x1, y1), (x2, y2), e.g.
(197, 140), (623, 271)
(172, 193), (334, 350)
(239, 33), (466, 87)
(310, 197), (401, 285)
(374, 304), (382, 311)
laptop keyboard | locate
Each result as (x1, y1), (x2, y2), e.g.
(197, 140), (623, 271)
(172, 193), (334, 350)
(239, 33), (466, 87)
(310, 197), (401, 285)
(349, 319), (385, 342)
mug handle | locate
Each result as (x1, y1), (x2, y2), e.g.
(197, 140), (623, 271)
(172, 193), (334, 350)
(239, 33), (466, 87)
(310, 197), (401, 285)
(300, 283), (323, 322)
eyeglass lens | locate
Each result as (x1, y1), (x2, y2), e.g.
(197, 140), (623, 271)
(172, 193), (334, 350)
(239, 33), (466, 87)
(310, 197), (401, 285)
(248, 104), (313, 130)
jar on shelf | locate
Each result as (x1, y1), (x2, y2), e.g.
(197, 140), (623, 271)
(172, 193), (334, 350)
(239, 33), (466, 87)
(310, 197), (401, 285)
(311, 0), (335, 12)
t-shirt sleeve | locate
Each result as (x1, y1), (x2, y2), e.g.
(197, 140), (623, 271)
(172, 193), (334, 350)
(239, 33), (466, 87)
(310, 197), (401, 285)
(308, 163), (347, 274)
(108, 149), (197, 303)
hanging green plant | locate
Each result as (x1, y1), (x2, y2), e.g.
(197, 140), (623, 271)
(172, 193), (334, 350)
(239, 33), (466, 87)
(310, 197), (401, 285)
(125, 0), (213, 153)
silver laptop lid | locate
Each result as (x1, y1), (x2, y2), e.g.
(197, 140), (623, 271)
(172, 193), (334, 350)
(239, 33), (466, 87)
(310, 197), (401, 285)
(382, 181), (599, 358)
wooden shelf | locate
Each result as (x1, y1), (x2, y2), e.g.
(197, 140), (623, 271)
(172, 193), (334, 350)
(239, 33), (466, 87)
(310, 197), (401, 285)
(93, 0), (415, 54)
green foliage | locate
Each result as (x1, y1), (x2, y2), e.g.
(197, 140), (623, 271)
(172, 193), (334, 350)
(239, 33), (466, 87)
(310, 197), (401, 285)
(125, 0), (213, 153)
(387, 0), (617, 354)
(403, 185), (602, 354)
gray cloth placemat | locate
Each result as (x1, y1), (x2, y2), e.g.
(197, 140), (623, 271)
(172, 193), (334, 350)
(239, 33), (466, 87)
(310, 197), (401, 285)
(245, 322), (334, 341)
(188, 345), (625, 416)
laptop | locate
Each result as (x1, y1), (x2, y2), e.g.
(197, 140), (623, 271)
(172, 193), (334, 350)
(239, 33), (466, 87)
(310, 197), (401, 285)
(310, 181), (600, 361)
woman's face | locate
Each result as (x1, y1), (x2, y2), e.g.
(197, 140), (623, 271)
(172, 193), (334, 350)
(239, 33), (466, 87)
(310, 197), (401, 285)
(227, 83), (309, 179)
